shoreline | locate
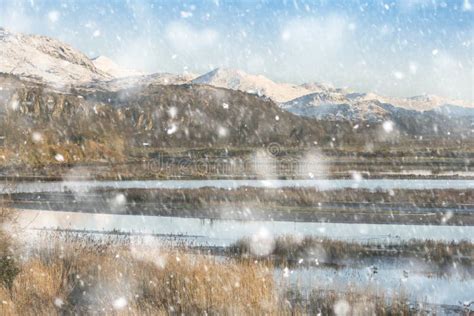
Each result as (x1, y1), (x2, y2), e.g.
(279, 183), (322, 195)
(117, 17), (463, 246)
(1, 173), (474, 182)
(11, 204), (474, 226)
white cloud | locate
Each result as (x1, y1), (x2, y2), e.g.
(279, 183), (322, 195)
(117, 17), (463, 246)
(463, 0), (472, 11)
(180, 11), (193, 18)
(280, 15), (350, 56)
(275, 15), (362, 90)
(47, 10), (60, 23)
(165, 21), (218, 52)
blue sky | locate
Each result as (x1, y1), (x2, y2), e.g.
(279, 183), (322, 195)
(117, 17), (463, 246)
(0, 0), (473, 100)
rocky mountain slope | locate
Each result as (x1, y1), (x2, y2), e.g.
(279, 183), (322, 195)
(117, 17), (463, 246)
(79, 72), (196, 93)
(2, 72), (379, 166)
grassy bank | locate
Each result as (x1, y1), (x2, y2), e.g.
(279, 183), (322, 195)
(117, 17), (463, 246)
(6, 187), (473, 225)
(112, 187), (474, 208)
(1, 143), (473, 181)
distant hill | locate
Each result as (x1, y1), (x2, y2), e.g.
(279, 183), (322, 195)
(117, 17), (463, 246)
(1, 74), (359, 159)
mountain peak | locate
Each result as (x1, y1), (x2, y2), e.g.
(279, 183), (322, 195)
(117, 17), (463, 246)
(192, 67), (250, 87)
(300, 82), (337, 93)
(91, 55), (144, 78)
(192, 67), (323, 103)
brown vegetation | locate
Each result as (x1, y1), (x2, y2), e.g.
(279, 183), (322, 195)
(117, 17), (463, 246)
(2, 73), (473, 172)
(0, 238), (276, 315)
(6, 187), (473, 225)
(231, 235), (474, 268)
(284, 288), (412, 315)
(115, 187), (474, 207)
(0, 224), (421, 315)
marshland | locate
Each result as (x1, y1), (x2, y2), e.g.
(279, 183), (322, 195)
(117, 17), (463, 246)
(1, 209), (471, 315)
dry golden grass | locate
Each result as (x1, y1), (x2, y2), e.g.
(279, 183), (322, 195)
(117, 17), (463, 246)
(15, 139), (126, 167)
(0, 232), (418, 315)
(0, 237), (277, 315)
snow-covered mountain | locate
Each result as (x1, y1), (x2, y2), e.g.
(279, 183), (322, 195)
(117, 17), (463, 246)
(300, 82), (344, 94)
(345, 92), (471, 111)
(1, 28), (471, 121)
(281, 92), (391, 122)
(395, 94), (472, 111)
(0, 27), (109, 86)
(282, 90), (474, 122)
(191, 68), (317, 103)
(191, 67), (472, 118)
(0, 28), (191, 90)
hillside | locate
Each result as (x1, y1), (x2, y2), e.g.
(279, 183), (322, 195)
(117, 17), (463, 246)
(2, 73), (380, 164)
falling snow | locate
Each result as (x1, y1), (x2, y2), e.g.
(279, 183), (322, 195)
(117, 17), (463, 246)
(0, 1), (472, 314)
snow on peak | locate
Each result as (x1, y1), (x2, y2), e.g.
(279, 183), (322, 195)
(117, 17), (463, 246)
(374, 94), (473, 111)
(0, 28), (109, 86)
(284, 87), (473, 121)
(191, 67), (327, 103)
(1, 29), (471, 113)
(281, 91), (391, 121)
(92, 55), (144, 78)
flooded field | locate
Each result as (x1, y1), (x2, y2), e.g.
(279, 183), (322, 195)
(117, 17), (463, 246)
(276, 260), (474, 307)
(6, 179), (474, 313)
(12, 209), (474, 310)
(16, 210), (474, 246)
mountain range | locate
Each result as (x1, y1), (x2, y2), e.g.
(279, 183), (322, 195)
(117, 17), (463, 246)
(0, 27), (472, 163)
(1, 28), (472, 115)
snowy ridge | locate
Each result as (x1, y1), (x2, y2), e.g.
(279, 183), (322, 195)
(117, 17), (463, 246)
(192, 68), (472, 117)
(191, 68), (317, 103)
(281, 92), (391, 121)
(346, 92), (472, 111)
(282, 91), (474, 122)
